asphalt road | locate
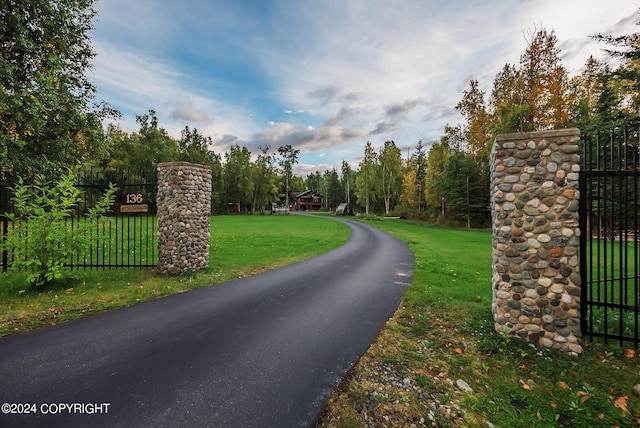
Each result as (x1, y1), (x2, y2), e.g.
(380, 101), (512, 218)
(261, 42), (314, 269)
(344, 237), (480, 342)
(0, 217), (414, 428)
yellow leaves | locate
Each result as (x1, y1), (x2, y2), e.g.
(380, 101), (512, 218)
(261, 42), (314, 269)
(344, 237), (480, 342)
(8, 122), (20, 140)
(6, 122), (31, 140)
(623, 349), (635, 358)
(74, 130), (87, 155)
(558, 381), (570, 391)
(454, 347), (463, 355)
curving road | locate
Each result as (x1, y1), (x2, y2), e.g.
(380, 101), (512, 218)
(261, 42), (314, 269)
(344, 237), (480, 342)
(0, 217), (413, 428)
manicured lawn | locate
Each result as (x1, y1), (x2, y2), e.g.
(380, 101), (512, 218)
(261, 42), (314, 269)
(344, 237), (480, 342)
(0, 214), (350, 337)
(319, 219), (640, 428)
(3, 215), (639, 426)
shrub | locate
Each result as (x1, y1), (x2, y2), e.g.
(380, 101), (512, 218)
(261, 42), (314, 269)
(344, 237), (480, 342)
(2, 173), (117, 287)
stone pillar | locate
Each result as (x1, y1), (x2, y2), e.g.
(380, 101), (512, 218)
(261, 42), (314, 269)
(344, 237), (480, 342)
(157, 162), (211, 275)
(490, 129), (582, 354)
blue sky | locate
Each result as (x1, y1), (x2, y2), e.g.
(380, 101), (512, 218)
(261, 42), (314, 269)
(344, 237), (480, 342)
(89, 0), (639, 176)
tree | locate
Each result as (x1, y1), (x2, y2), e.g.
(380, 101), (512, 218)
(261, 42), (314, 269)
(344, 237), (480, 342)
(377, 140), (403, 215)
(0, 0), (115, 180)
(400, 169), (420, 215)
(456, 80), (492, 156)
(210, 153), (225, 214)
(178, 126), (216, 165)
(305, 171), (323, 194)
(224, 144), (253, 212)
(340, 160), (354, 204)
(567, 56), (608, 128)
(405, 141), (427, 214)
(277, 144), (300, 211)
(103, 110), (177, 173)
(490, 63), (530, 134)
(129, 110), (177, 171)
(355, 141), (377, 214)
(592, 19), (640, 122)
(440, 151), (487, 228)
(251, 146), (278, 214)
(323, 168), (341, 212)
(424, 140), (450, 217)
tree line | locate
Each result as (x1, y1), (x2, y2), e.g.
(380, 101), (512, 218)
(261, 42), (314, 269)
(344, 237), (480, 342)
(1, 2), (638, 223)
(308, 23), (640, 226)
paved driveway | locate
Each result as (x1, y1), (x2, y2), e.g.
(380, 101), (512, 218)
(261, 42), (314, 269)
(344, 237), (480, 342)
(0, 218), (413, 427)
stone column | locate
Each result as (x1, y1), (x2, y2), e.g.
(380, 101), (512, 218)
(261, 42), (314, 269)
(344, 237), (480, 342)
(157, 162), (211, 275)
(490, 129), (582, 354)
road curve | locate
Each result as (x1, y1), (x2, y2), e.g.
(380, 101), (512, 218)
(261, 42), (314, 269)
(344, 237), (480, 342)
(0, 217), (414, 428)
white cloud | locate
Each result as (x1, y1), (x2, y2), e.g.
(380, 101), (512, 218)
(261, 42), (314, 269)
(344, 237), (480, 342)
(91, 41), (259, 141)
(90, 0), (640, 171)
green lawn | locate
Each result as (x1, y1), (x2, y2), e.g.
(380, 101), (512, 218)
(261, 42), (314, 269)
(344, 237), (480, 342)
(0, 214), (350, 337)
(3, 215), (639, 427)
(584, 238), (639, 339)
(319, 219), (640, 428)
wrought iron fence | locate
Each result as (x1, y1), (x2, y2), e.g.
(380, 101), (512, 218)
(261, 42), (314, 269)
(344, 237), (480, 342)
(579, 123), (640, 348)
(1, 168), (157, 271)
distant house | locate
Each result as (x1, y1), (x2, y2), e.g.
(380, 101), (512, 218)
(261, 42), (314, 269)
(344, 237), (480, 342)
(227, 202), (241, 214)
(292, 190), (323, 211)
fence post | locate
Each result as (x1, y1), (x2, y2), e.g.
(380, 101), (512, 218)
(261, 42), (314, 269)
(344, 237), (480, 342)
(157, 162), (211, 275)
(490, 128), (582, 354)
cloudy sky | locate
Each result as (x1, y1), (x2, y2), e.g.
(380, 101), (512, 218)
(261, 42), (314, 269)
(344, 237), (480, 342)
(89, 0), (639, 175)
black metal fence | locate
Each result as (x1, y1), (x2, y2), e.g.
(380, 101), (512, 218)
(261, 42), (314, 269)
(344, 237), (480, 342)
(1, 168), (157, 271)
(579, 123), (640, 348)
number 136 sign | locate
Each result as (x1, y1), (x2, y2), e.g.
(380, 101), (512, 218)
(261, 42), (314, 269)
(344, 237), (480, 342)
(120, 193), (148, 213)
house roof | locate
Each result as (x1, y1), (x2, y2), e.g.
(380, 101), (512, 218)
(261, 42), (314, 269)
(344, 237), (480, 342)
(293, 189), (322, 199)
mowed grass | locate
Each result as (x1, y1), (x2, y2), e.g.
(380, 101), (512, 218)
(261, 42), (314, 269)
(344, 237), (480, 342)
(319, 220), (640, 428)
(0, 214), (349, 337)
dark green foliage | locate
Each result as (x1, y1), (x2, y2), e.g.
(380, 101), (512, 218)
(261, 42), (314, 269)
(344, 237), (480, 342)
(0, 0), (115, 180)
(2, 172), (117, 286)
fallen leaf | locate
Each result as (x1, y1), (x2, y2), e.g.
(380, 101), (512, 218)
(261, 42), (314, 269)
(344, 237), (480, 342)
(624, 349), (635, 358)
(454, 347), (463, 354)
(577, 391), (590, 404)
(519, 379), (532, 390)
(519, 364), (527, 370)
(550, 402), (557, 408)
(613, 395), (629, 414)
(597, 413), (604, 420)
(558, 381), (570, 390)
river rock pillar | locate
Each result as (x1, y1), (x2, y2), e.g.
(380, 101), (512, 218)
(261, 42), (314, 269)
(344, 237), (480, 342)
(490, 129), (583, 354)
(157, 162), (211, 275)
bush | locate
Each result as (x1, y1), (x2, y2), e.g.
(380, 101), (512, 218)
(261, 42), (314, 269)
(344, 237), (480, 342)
(2, 173), (117, 287)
